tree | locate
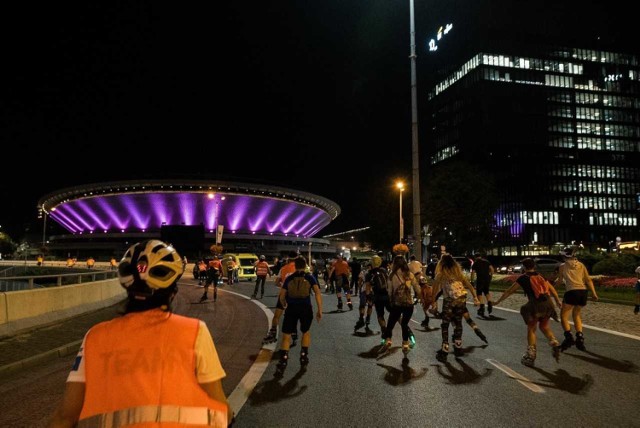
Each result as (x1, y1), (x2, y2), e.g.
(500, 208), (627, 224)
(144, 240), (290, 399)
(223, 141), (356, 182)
(423, 160), (499, 254)
(0, 231), (17, 257)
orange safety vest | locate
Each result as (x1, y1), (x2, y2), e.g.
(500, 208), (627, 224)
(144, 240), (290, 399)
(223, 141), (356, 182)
(78, 311), (227, 427)
(255, 261), (269, 276)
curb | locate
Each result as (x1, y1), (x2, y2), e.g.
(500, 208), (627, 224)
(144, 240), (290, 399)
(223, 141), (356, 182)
(0, 339), (82, 378)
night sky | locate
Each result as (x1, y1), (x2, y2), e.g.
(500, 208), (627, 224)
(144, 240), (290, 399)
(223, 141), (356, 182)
(1, 1), (635, 240)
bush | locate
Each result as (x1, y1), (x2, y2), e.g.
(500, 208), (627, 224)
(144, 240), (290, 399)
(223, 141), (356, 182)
(592, 257), (628, 276)
(594, 276), (637, 289)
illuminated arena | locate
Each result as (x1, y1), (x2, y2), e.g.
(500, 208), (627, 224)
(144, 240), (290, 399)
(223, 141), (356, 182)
(38, 179), (341, 260)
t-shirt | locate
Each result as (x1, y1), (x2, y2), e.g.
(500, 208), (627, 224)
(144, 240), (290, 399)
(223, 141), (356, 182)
(67, 316), (226, 385)
(557, 259), (590, 292)
(472, 258), (492, 285)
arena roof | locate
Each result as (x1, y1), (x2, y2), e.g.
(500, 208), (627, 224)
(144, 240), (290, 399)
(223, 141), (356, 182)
(38, 180), (340, 238)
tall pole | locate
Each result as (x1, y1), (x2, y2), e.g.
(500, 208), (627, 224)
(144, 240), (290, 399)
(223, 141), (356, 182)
(409, 0), (422, 262)
(399, 188), (404, 242)
(42, 210), (47, 247)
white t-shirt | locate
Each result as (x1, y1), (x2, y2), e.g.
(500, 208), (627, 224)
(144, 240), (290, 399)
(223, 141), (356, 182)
(67, 320), (225, 384)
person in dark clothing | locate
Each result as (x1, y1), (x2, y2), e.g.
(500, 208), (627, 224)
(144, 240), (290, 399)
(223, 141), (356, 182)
(470, 252), (495, 317)
(349, 257), (362, 296)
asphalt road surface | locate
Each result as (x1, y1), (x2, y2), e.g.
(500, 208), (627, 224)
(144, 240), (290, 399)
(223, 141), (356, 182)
(1, 276), (639, 427)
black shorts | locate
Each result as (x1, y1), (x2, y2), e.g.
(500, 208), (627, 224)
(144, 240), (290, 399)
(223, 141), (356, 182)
(475, 281), (490, 296)
(276, 298), (285, 310)
(282, 304), (313, 334)
(563, 290), (588, 307)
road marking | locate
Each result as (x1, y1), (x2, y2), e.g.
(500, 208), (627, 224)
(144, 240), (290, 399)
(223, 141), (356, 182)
(223, 289), (275, 416)
(490, 306), (640, 341)
(486, 359), (545, 393)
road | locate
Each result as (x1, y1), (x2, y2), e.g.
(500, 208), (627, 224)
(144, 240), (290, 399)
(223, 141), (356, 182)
(1, 275), (639, 427)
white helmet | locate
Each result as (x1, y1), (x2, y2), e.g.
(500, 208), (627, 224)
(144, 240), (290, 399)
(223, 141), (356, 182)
(118, 240), (184, 291)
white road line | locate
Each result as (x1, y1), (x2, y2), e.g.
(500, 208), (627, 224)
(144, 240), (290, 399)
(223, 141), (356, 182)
(222, 290), (275, 416)
(488, 306), (640, 341)
(485, 359), (545, 393)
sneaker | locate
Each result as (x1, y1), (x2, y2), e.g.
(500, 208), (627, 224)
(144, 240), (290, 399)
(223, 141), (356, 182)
(560, 331), (574, 352)
(575, 332), (586, 351)
(354, 318), (365, 331)
(199, 294), (207, 302)
(474, 328), (488, 344)
(487, 301), (493, 314)
(421, 318), (429, 328)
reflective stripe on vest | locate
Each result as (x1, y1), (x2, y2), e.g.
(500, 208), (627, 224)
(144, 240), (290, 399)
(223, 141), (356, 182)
(77, 404), (226, 427)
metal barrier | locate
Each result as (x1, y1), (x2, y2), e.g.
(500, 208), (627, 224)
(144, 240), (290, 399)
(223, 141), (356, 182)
(0, 270), (118, 292)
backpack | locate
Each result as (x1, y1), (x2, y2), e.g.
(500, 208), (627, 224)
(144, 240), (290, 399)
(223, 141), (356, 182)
(528, 274), (550, 300)
(370, 269), (389, 296)
(443, 279), (467, 300)
(391, 273), (414, 307)
(287, 275), (312, 299)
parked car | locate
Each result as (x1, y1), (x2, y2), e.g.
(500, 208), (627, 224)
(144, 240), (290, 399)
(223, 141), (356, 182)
(508, 257), (561, 277)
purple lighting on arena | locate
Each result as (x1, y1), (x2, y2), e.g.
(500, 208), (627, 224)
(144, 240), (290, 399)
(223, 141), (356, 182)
(49, 192), (331, 236)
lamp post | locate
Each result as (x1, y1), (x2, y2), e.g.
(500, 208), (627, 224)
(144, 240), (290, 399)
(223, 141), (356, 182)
(409, 0), (422, 262)
(396, 181), (405, 243)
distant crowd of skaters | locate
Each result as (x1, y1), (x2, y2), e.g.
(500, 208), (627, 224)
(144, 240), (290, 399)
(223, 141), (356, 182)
(248, 246), (604, 371)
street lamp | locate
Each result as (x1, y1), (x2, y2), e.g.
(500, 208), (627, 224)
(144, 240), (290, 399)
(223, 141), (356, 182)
(409, 0), (422, 262)
(396, 181), (405, 243)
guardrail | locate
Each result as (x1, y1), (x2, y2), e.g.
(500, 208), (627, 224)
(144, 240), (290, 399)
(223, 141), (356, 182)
(0, 270), (118, 292)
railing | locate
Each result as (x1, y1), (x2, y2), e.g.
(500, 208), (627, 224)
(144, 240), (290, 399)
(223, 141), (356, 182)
(0, 266), (17, 277)
(0, 270), (118, 292)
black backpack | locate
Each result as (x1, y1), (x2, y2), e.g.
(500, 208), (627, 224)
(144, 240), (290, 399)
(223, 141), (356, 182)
(370, 269), (389, 296)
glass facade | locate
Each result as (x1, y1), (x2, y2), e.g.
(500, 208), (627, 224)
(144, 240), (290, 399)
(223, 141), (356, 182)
(428, 45), (640, 255)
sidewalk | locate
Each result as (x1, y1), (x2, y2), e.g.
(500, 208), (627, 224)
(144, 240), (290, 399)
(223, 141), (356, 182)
(0, 303), (122, 377)
(1, 292), (639, 379)
(490, 291), (640, 338)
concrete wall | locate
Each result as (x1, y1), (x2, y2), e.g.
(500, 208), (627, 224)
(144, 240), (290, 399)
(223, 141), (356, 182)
(0, 279), (126, 338)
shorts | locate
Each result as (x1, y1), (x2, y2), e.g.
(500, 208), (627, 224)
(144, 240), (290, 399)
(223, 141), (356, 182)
(336, 274), (350, 293)
(282, 304), (313, 334)
(520, 299), (556, 323)
(475, 281), (490, 296)
(635, 280), (640, 293)
(563, 289), (588, 307)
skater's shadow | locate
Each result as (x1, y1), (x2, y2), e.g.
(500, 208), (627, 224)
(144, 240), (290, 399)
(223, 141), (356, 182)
(359, 345), (386, 359)
(377, 358), (427, 386)
(564, 350), (638, 373)
(353, 329), (379, 338)
(457, 344), (489, 356)
(478, 315), (506, 321)
(432, 359), (492, 385)
(376, 346), (402, 361)
(323, 310), (347, 314)
(417, 326), (440, 333)
(531, 367), (593, 395)
(248, 366), (308, 406)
